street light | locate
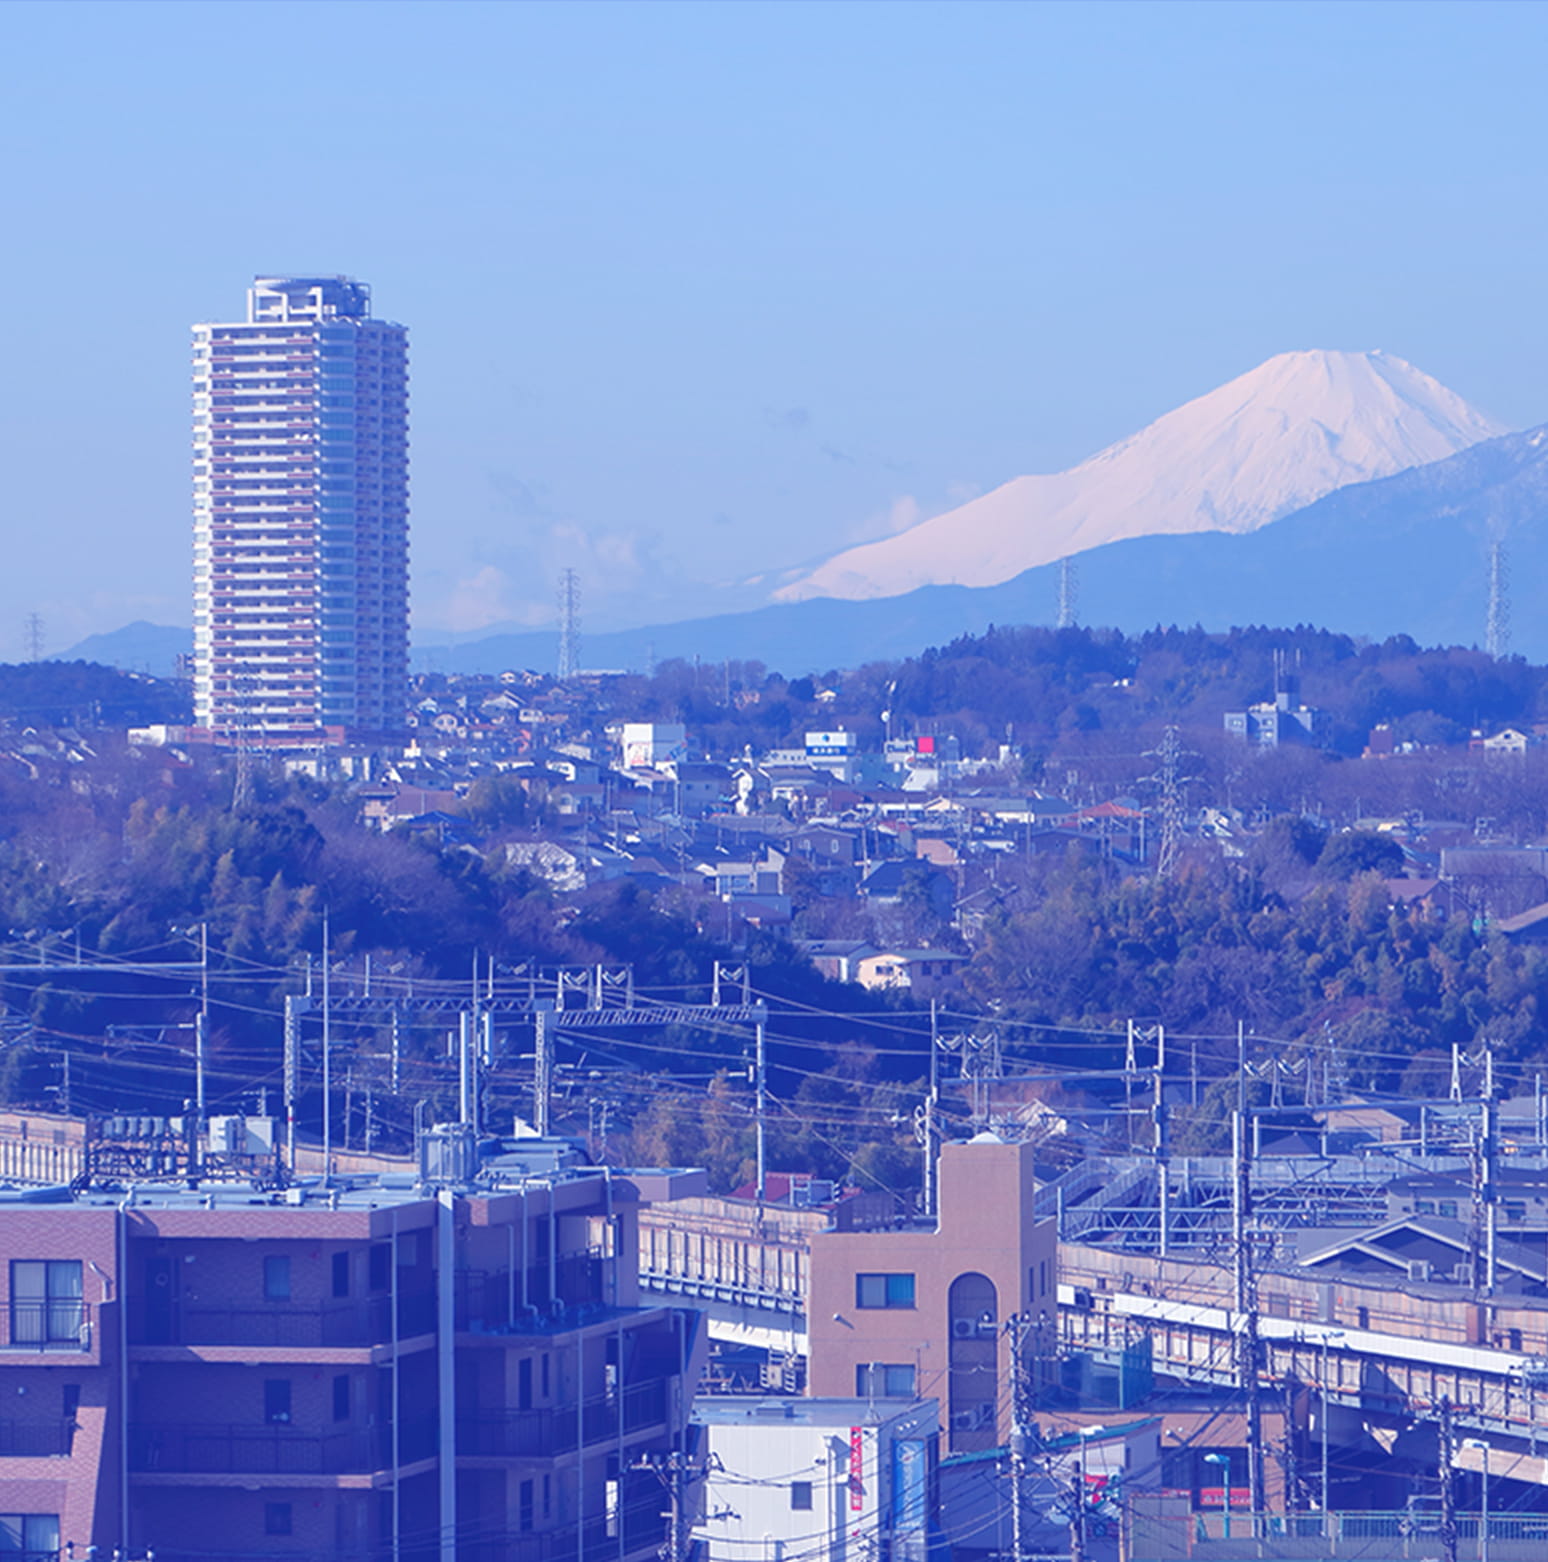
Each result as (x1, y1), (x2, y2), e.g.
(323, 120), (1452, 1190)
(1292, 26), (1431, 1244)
(1204, 1452), (1233, 1540)
(1463, 1439), (1491, 1562)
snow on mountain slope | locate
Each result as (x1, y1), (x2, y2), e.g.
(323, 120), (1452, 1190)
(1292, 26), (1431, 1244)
(775, 350), (1509, 602)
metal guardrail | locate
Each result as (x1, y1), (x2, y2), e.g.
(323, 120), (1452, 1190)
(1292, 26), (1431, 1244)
(130, 1291), (436, 1348)
(128, 1418), (437, 1475)
(1, 1302), (90, 1352)
(458, 1379), (669, 1458)
(0, 1419), (73, 1456)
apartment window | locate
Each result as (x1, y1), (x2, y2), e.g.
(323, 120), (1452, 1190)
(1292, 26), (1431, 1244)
(1438, 1201), (1459, 1220)
(9, 1261), (83, 1345)
(519, 1479), (535, 1533)
(856, 1273), (915, 1310)
(333, 1374), (350, 1422)
(1505, 1203), (1528, 1223)
(264, 1503), (293, 1537)
(332, 1252), (350, 1298)
(791, 1481), (813, 1511)
(264, 1256), (291, 1301)
(264, 1379), (292, 1425)
(0, 1514), (59, 1558)
(856, 1363), (916, 1397)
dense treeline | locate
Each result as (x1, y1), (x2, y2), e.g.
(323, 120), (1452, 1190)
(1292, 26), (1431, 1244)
(582, 625), (1548, 760)
(0, 660), (189, 729)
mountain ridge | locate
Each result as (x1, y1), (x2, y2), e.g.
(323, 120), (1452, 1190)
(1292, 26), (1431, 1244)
(776, 348), (1509, 602)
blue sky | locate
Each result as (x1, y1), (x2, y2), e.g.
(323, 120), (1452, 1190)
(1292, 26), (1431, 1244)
(5, 0), (1548, 650)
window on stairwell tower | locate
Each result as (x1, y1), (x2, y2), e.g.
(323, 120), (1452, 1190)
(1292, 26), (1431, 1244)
(856, 1273), (915, 1309)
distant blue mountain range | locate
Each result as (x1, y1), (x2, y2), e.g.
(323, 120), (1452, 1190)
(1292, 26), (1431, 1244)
(64, 423), (1548, 680)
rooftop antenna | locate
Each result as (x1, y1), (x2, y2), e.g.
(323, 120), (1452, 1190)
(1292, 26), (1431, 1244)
(1486, 538), (1510, 659)
(557, 568), (580, 680)
(1057, 558), (1077, 629)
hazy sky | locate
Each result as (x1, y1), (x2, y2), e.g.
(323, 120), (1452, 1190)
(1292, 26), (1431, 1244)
(5, 0), (1548, 651)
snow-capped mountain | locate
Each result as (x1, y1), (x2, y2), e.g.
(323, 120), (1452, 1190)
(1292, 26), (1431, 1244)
(775, 349), (1509, 603)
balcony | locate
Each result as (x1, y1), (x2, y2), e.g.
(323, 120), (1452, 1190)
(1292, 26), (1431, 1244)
(457, 1379), (668, 1459)
(0, 1418), (75, 1456)
(130, 1290), (435, 1349)
(129, 1417), (434, 1476)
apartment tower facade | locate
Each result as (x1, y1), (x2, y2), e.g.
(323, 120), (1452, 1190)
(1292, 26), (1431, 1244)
(192, 276), (409, 744)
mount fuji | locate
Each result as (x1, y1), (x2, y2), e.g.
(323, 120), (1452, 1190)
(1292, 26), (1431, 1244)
(775, 349), (1508, 603)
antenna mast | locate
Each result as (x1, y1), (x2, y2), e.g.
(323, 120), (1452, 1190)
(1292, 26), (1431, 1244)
(1486, 538), (1510, 659)
(1057, 557), (1078, 629)
(557, 568), (580, 680)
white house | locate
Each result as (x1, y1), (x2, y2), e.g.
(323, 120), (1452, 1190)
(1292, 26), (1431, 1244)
(693, 1396), (938, 1562)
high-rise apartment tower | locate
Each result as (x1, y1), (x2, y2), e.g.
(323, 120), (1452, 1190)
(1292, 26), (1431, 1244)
(192, 276), (409, 743)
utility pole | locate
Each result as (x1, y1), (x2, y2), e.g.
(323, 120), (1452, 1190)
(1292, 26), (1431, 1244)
(1069, 1468), (1087, 1562)
(754, 1015), (767, 1208)
(321, 911), (332, 1183)
(390, 1005), (401, 1095)
(283, 994), (304, 1171)
(1233, 1109), (1265, 1531)
(1006, 1312), (1034, 1562)
(635, 1450), (697, 1562)
(533, 1006), (552, 1136)
(1439, 1396), (1458, 1562)
(195, 921), (209, 1171)
(458, 1011), (473, 1130)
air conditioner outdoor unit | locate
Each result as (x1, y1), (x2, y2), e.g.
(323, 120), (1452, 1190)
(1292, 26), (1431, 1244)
(1408, 1261), (1432, 1283)
(951, 1319), (977, 1339)
(950, 1411), (977, 1431)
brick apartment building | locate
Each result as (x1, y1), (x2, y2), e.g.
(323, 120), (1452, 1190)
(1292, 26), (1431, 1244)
(0, 1131), (707, 1562)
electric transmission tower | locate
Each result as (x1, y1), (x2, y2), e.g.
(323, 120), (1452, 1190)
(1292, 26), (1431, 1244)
(1143, 724), (1192, 878)
(1486, 537), (1510, 659)
(22, 613), (43, 664)
(1057, 557), (1078, 629)
(557, 568), (580, 680)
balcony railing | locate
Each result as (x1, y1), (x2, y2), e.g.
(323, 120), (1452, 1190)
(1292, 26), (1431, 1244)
(460, 1497), (669, 1562)
(0, 1418), (75, 1456)
(1, 1302), (90, 1352)
(457, 1379), (668, 1459)
(130, 1289), (434, 1348)
(456, 1252), (606, 1333)
(129, 1416), (436, 1476)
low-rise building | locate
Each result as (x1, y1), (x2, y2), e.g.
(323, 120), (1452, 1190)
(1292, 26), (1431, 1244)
(693, 1396), (937, 1562)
